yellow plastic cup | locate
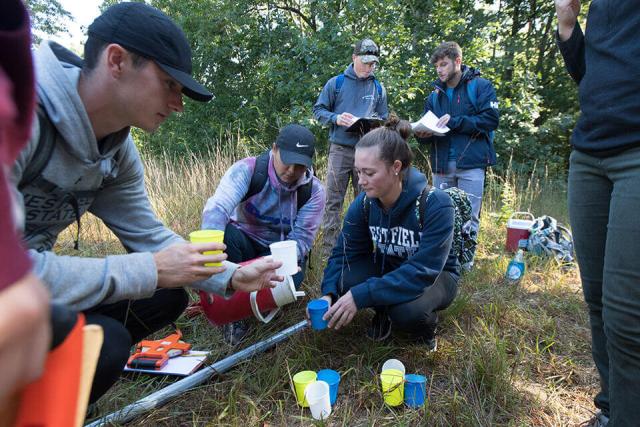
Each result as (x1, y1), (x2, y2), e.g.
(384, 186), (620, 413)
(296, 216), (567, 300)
(292, 370), (317, 407)
(380, 369), (404, 406)
(189, 229), (224, 267)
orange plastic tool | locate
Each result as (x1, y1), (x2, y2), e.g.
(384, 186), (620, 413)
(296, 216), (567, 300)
(127, 330), (192, 370)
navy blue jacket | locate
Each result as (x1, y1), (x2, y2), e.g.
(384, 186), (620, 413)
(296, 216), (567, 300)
(557, 2), (640, 156)
(418, 66), (499, 173)
(320, 167), (460, 309)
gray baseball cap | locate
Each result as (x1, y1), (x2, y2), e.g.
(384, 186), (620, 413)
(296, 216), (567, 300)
(354, 39), (380, 64)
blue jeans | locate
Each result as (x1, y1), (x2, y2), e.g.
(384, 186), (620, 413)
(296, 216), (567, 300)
(569, 147), (640, 425)
(433, 161), (485, 237)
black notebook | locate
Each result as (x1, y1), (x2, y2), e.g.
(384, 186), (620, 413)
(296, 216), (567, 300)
(345, 117), (385, 135)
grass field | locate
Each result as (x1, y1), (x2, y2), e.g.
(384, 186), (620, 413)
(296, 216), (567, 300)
(59, 142), (598, 426)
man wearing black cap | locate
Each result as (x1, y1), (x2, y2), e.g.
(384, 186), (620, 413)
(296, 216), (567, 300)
(313, 38), (388, 259)
(11, 2), (283, 402)
(202, 124), (326, 344)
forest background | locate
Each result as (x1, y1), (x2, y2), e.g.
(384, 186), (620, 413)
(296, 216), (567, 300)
(27, 0), (584, 176)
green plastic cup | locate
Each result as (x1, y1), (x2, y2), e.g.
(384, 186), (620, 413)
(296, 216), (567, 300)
(189, 229), (224, 267)
(380, 369), (404, 406)
(292, 370), (317, 407)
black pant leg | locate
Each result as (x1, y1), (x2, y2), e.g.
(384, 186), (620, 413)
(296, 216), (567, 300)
(84, 313), (132, 404)
(387, 272), (458, 338)
(84, 288), (189, 402)
(224, 223), (261, 263)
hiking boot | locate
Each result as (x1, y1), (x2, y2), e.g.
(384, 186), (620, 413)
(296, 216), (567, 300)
(419, 336), (438, 353)
(366, 311), (392, 342)
(222, 320), (251, 345)
(580, 410), (609, 427)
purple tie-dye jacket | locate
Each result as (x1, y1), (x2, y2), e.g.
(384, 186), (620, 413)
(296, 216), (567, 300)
(201, 151), (326, 260)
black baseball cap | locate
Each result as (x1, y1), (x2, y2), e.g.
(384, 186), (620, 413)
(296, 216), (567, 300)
(275, 124), (316, 167)
(88, 2), (212, 102)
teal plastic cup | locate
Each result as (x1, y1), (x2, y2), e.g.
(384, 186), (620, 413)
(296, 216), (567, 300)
(317, 369), (340, 405)
(404, 374), (427, 408)
(307, 299), (329, 330)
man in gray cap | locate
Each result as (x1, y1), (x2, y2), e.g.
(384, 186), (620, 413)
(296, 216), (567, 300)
(11, 2), (283, 402)
(202, 124), (326, 344)
(313, 38), (389, 258)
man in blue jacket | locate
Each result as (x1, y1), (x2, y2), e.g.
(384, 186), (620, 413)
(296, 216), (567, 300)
(416, 42), (499, 269)
(313, 39), (389, 258)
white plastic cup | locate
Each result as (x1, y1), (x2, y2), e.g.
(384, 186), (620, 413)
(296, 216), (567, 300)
(269, 240), (298, 276)
(305, 381), (331, 420)
(382, 359), (406, 376)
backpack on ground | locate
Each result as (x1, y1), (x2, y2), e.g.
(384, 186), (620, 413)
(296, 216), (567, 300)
(429, 78), (495, 145)
(241, 151), (313, 211)
(363, 185), (476, 265)
(526, 215), (574, 266)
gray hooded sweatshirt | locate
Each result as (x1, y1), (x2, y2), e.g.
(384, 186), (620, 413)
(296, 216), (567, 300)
(312, 63), (388, 147)
(10, 42), (237, 311)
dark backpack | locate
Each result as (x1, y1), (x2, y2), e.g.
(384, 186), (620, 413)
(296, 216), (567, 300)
(18, 106), (118, 250)
(429, 78), (495, 145)
(362, 185), (476, 265)
(335, 73), (383, 98)
(241, 151), (313, 211)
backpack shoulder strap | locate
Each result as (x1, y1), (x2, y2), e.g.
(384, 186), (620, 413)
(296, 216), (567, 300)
(466, 78), (479, 111)
(242, 151), (270, 202)
(362, 195), (371, 226)
(335, 73), (345, 95)
(18, 105), (57, 191)
(429, 90), (439, 115)
(296, 179), (313, 211)
(373, 78), (382, 97)
(417, 185), (434, 229)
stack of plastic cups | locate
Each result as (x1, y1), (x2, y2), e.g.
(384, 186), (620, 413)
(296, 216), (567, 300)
(380, 359), (405, 407)
(404, 374), (427, 408)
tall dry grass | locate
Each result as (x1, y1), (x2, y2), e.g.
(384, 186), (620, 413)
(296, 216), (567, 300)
(56, 144), (598, 426)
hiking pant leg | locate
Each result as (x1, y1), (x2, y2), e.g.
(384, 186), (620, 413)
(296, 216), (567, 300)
(433, 160), (458, 190)
(84, 288), (189, 402)
(454, 167), (485, 236)
(223, 223), (262, 263)
(387, 272), (458, 339)
(569, 147), (640, 423)
(320, 144), (356, 258)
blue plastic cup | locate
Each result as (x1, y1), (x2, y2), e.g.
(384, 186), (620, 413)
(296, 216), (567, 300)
(307, 299), (329, 330)
(404, 374), (427, 408)
(317, 369), (340, 405)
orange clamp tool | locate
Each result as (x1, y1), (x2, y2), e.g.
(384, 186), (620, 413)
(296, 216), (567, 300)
(127, 330), (192, 370)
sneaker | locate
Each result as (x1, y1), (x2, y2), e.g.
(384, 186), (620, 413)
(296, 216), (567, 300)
(461, 261), (474, 272)
(421, 336), (438, 353)
(580, 410), (609, 427)
(366, 311), (392, 342)
(222, 320), (251, 345)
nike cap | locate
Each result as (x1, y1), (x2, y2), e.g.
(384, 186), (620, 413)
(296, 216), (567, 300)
(275, 124), (316, 167)
(88, 2), (212, 102)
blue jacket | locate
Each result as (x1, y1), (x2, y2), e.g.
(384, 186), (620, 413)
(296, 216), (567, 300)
(418, 66), (499, 173)
(313, 64), (389, 147)
(320, 167), (460, 309)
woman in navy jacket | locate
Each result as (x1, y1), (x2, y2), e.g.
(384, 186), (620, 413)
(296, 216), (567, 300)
(319, 116), (460, 347)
